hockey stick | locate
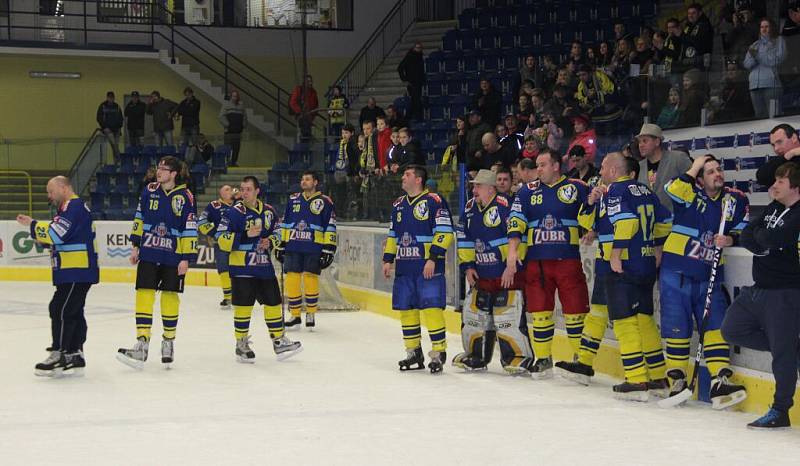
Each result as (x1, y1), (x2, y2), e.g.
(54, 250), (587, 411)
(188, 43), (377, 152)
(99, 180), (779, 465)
(659, 196), (734, 408)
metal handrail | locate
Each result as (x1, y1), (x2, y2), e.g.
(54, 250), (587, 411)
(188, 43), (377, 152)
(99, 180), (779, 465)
(67, 129), (103, 197)
(0, 170), (33, 216)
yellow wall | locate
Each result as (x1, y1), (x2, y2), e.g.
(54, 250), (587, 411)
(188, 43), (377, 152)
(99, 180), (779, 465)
(0, 54), (292, 170)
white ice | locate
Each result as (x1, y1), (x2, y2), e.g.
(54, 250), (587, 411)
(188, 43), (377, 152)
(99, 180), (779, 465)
(1, 281), (799, 466)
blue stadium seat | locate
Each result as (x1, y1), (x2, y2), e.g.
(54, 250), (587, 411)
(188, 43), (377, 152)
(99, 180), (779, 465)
(443, 53), (460, 73)
(617, 1), (635, 19)
(637, 1), (657, 17)
(458, 10), (476, 30)
(127, 193), (139, 207)
(158, 145), (177, 156)
(124, 146), (141, 157)
(596, 3), (612, 21)
(498, 29), (515, 49)
(463, 52), (480, 74)
(90, 192), (106, 210)
(90, 210), (106, 221)
(118, 155), (135, 175)
(460, 30), (477, 51)
(443, 30), (459, 51)
(109, 193), (124, 210)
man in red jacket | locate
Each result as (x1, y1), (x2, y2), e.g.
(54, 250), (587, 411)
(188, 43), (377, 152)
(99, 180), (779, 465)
(289, 75), (319, 141)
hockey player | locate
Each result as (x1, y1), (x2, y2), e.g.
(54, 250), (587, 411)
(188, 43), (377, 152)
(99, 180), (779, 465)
(660, 155), (749, 409)
(577, 153), (671, 401)
(117, 156), (198, 369)
(216, 176), (302, 363)
(383, 165), (454, 373)
(454, 169), (533, 374)
(198, 184), (235, 310)
(17, 176), (98, 377)
(503, 149), (591, 379)
(274, 171), (337, 329)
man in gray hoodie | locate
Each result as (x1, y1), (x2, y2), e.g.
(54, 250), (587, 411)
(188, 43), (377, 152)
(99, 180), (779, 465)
(218, 90), (248, 167)
(146, 90), (178, 146)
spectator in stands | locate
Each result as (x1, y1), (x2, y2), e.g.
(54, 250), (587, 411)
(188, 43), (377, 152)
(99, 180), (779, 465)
(387, 127), (402, 170)
(96, 91), (123, 164)
(494, 165), (513, 200)
(472, 78), (503, 127)
(622, 138), (642, 161)
(683, 3), (714, 70)
(495, 124), (509, 148)
(332, 123), (358, 220)
(565, 114), (596, 170)
(397, 42), (426, 121)
(566, 145), (599, 184)
(139, 166), (157, 192)
(586, 47), (597, 68)
(530, 92), (546, 122)
(780, 1), (800, 88)
(146, 90), (177, 146)
(124, 90), (146, 148)
(187, 133), (214, 166)
(609, 38), (633, 83)
(631, 36), (655, 73)
(724, 4), (760, 61)
(175, 87), (201, 147)
(744, 18), (787, 119)
(468, 133), (516, 174)
(756, 124), (800, 187)
(640, 26), (655, 48)
(655, 86), (681, 129)
(575, 65), (615, 118)
(385, 104), (405, 129)
(376, 116), (392, 173)
(542, 55), (559, 89)
(289, 74), (319, 140)
(466, 110), (492, 163)
(359, 97), (385, 127)
(503, 114), (524, 151)
(515, 54), (543, 97)
(449, 115), (469, 165)
(662, 18), (688, 86)
(596, 41), (613, 69)
(708, 61), (754, 123)
(636, 123), (691, 210)
(540, 111), (568, 153)
(391, 128), (425, 173)
(677, 68), (706, 127)
(359, 120), (380, 219)
(517, 94), (534, 122)
(555, 67), (577, 94)
(613, 21), (633, 47)
(520, 134), (541, 161)
(544, 84), (576, 118)
(567, 41), (585, 68)
(218, 90), (247, 167)
(517, 157), (538, 185)
(326, 85), (349, 138)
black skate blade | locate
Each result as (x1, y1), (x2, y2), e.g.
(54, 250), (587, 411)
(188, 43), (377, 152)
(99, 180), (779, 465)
(712, 390), (748, 410)
(657, 388), (692, 408)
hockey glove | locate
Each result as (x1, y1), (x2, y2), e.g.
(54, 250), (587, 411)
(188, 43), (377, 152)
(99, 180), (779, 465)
(319, 245), (336, 270)
(274, 241), (286, 264)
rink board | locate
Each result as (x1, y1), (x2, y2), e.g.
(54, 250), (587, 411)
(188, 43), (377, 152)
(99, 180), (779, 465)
(1, 221), (799, 421)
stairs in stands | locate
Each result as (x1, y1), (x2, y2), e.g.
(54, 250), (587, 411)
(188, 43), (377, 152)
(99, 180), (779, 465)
(195, 166), (271, 211)
(347, 20), (456, 127)
(0, 171), (59, 220)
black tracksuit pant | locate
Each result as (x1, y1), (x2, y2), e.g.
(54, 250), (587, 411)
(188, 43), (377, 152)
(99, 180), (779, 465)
(721, 286), (800, 412)
(49, 283), (92, 353)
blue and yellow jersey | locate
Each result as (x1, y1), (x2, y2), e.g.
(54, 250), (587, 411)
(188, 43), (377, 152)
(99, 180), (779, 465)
(508, 176), (590, 260)
(198, 199), (233, 238)
(216, 200), (279, 279)
(31, 195), (99, 285)
(130, 182), (198, 266)
(578, 177), (672, 277)
(280, 191), (337, 254)
(662, 174), (749, 281)
(383, 190), (454, 276)
(457, 194), (525, 279)
(576, 203), (611, 278)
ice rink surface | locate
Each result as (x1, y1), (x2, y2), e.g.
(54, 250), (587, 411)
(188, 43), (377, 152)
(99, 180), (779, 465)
(1, 281), (800, 466)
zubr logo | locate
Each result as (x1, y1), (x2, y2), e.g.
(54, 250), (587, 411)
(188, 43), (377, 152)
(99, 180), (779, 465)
(13, 231), (46, 254)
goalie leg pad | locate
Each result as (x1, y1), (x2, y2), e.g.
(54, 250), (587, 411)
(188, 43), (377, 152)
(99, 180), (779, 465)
(492, 290), (533, 370)
(461, 288), (496, 366)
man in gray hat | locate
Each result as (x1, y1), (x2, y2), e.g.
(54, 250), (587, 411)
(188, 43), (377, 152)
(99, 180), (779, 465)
(636, 123), (691, 211)
(454, 169), (533, 374)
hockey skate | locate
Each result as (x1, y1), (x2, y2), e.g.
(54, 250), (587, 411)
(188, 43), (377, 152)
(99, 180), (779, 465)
(452, 352), (488, 372)
(235, 336), (256, 363)
(305, 313), (315, 331)
(555, 360), (595, 386)
(657, 369), (692, 408)
(612, 381), (650, 402)
(428, 350), (446, 374)
(116, 337), (149, 370)
(161, 339), (174, 368)
(747, 408), (791, 430)
(503, 358), (534, 377)
(398, 347), (425, 371)
(285, 315), (302, 329)
(60, 352), (86, 377)
(34, 350), (63, 377)
(273, 335), (303, 361)
(710, 368), (747, 410)
(529, 357), (553, 380)
(647, 378), (670, 399)
(219, 299), (231, 311)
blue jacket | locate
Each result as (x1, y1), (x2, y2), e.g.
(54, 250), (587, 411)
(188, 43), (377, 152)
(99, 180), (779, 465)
(743, 36), (787, 90)
(31, 196), (99, 285)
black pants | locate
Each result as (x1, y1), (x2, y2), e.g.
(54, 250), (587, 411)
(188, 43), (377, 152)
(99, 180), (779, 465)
(408, 82), (423, 120)
(224, 132), (242, 164)
(49, 283), (92, 353)
(721, 286), (800, 412)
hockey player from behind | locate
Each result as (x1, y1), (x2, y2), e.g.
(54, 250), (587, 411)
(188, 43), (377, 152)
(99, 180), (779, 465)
(216, 176), (302, 363)
(503, 149), (590, 379)
(17, 176), (98, 377)
(383, 165), (454, 374)
(454, 169), (533, 374)
(579, 153), (671, 401)
(274, 171), (337, 330)
(660, 155), (749, 409)
(117, 156), (198, 369)
(198, 184), (235, 310)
